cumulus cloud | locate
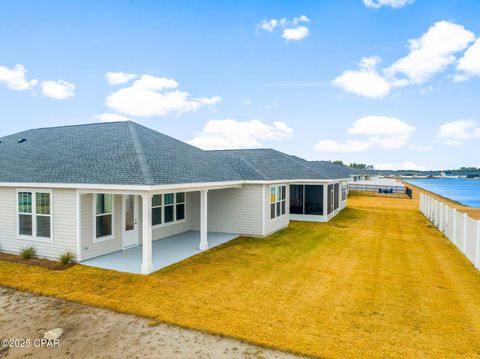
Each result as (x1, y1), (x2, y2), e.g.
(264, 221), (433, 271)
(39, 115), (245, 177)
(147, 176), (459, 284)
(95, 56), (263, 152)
(41, 80), (75, 99)
(363, 0), (415, 8)
(333, 21), (476, 98)
(105, 74), (220, 117)
(0, 64), (37, 91)
(315, 115), (415, 153)
(332, 56), (391, 99)
(95, 112), (131, 122)
(456, 38), (480, 79)
(374, 162), (426, 171)
(282, 26), (309, 41)
(188, 119), (294, 150)
(385, 21), (474, 85)
(258, 15), (310, 41)
(437, 119), (480, 145)
(105, 72), (138, 85)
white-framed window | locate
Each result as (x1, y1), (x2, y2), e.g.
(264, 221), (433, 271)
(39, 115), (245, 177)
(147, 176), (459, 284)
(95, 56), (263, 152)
(152, 192), (186, 227)
(17, 189), (53, 241)
(270, 185), (286, 220)
(94, 194), (114, 241)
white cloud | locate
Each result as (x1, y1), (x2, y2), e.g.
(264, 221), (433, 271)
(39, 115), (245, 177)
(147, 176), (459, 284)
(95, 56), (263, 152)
(282, 26), (309, 41)
(332, 56), (391, 99)
(105, 72), (138, 85)
(315, 115), (415, 153)
(363, 0), (414, 8)
(0, 64), (37, 91)
(95, 112), (131, 122)
(188, 119), (293, 150)
(334, 21), (476, 98)
(374, 162), (426, 171)
(259, 18), (279, 32)
(437, 119), (480, 145)
(314, 139), (372, 153)
(385, 21), (475, 84)
(457, 38), (480, 79)
(258, 15), (309, 41)
(105, 74), (220, 117)
(41, 80), (75, 99)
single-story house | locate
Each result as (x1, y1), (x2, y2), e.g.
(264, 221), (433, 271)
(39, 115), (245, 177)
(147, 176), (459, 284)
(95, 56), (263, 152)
(0, 121), (349, 274)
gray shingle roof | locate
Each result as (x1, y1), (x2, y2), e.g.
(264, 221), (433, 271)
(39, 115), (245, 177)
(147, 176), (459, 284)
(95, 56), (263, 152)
(209, 149), (333, 180)
(291, 158), (364, 178)
(0, 121), (349, 185)
(0, 121), (243, 185)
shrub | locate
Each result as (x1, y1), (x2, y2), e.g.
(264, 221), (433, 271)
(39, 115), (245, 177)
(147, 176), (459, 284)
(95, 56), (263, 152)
(20, 246), (36, 259)
(59, 251), (75, 265)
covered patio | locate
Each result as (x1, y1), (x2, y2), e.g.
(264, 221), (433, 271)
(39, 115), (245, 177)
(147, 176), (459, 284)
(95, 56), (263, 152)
(81, 230), (239, 274)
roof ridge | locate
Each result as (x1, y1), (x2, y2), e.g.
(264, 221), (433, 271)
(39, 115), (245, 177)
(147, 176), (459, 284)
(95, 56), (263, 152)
(127, 121), (154, 185)
(276, 151), (328, 178)
(234, 155), (268, 179)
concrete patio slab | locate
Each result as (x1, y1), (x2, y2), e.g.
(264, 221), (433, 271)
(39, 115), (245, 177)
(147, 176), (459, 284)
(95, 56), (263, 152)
(81, 231), (239, 274)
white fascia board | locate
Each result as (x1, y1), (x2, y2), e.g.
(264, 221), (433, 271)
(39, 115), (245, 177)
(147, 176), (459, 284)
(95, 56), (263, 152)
(0, 177), (349, 193)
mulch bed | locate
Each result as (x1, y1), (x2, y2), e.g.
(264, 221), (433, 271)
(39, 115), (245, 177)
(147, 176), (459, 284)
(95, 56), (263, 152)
(0, 252), (75, 270)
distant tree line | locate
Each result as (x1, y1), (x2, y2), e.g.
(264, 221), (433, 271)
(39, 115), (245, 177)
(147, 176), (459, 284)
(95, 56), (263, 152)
(332, 160), (374, 171)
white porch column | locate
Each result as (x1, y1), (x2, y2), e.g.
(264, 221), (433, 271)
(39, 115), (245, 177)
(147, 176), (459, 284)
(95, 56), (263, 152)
(323, 184), (328, 221)
(200, 189), (209, 250)
(141, 194), (153, 275)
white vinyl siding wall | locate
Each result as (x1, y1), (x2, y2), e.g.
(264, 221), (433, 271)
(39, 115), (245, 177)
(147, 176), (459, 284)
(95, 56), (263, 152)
(190, 185), (264, 236)
(0, 187), (77, 260)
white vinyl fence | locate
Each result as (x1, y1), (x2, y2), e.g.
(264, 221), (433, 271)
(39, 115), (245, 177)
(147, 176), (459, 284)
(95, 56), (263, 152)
(420, 193), (480, 269)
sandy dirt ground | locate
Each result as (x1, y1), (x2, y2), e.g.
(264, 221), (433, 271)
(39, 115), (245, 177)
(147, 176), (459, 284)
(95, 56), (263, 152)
(0, 287), (300, 359)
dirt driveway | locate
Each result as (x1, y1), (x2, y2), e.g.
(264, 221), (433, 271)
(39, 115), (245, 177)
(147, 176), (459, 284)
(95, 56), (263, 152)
(0, 287), (299, 359)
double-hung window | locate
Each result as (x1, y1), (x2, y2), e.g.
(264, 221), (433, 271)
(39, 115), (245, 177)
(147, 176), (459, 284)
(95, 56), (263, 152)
(270, 185), (286, 219)
(17, 190), (52, 240)
(151, 192), (186, 226)
(95, 194), (113, 240)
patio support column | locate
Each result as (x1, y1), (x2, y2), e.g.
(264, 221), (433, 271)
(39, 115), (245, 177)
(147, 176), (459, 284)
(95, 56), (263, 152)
(141, 193), (153, 275)
(323, 184), (328, 221)
(200, 189), (208, 250)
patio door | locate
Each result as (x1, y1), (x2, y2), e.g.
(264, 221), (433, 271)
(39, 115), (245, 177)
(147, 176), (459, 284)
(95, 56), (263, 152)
(122, 195), (139, 249)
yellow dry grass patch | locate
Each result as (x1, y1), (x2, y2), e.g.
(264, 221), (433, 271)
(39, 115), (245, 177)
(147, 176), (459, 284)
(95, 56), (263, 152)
(1, 195), (480, 358)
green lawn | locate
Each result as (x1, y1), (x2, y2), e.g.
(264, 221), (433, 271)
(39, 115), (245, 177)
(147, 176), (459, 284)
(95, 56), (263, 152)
(1, 195), (480, 358)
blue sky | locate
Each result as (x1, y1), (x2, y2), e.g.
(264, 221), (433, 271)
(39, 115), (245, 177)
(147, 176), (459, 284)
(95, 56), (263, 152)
(1, 0), (480, 170)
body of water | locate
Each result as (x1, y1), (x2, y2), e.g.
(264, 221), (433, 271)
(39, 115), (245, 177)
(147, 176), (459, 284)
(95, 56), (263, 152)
(404, 178), (480, 208)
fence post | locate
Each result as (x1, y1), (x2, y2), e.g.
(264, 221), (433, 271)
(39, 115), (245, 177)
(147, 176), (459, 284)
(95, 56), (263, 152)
(463, 213), (468, 253)
(476, 221), (480, 269)
(439, 203), (444, 232)
(452, 208), (457, 246)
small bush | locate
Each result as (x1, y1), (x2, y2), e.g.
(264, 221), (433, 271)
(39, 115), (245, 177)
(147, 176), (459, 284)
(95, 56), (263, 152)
(59, 251), (75, 265)
(20, 246), (36, 259)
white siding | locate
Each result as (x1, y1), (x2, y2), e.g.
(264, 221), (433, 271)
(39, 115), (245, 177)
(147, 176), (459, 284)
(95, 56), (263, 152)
(0, 187), (77, 260)
(190, 185), (264, 236)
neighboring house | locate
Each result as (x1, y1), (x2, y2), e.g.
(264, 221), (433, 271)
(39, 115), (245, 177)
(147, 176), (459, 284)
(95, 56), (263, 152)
(0, 121), (348, 274)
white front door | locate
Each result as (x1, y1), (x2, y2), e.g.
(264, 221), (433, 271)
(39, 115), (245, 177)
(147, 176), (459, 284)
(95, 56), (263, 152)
(122, 195), (139, 249)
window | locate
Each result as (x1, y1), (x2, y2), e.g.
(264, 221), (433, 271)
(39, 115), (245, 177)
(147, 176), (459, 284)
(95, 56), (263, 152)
(327, 184), (334, 214)
(270, 185), (286, 219)
(151, 192), (186, 227)
(95, 194), (113, 240)
(17, 190), (52, 240)
(289, 185), (324, 216)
